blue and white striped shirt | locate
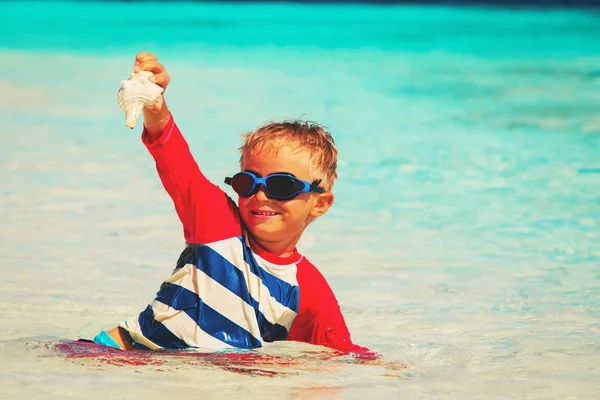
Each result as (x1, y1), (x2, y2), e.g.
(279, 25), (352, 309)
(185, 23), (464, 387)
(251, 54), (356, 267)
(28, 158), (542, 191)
(120, 235), (300, 350)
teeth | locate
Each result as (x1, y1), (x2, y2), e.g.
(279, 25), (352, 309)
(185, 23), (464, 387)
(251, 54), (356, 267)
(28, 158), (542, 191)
(254, 211), (277, 216)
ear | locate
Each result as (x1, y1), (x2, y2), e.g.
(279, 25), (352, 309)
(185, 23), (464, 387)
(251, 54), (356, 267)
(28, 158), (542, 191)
(309, 192), (334, 219)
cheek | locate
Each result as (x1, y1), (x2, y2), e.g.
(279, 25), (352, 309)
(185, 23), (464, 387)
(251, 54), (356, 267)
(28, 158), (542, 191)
(282, 199), (312, 219)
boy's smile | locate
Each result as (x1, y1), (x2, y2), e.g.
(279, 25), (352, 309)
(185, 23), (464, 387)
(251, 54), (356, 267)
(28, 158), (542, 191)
(250, 210), (280, 218)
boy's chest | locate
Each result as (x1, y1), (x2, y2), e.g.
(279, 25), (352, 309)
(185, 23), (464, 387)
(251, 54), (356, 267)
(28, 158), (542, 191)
(181, 237), (301, 335)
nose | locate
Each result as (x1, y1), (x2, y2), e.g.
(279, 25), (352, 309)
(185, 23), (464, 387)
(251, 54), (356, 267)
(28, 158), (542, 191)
(254, 185), (269, 201)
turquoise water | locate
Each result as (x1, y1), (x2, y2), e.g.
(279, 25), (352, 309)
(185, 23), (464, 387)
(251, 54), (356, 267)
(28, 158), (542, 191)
(1, 1), (600, 398)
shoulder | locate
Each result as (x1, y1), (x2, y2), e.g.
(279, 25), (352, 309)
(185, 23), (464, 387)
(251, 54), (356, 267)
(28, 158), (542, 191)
(179, 236), (246, 267)
(201, 235), (245, 254)
(297, 257), (332, 288)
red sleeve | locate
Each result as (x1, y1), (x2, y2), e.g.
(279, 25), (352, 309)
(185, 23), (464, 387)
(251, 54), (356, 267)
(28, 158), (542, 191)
(287, 259), (376, 359)
(142, 115), (242, 244)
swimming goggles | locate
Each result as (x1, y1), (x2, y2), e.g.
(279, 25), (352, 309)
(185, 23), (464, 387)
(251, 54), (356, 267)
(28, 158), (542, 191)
(225, 171), (324, 200)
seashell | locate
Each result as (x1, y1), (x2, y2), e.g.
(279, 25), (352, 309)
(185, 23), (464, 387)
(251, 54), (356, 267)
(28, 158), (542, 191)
(117, 71), (164, 129)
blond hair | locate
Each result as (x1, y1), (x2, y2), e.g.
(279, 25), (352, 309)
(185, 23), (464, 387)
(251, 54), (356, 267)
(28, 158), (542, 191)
(239, 120), (338, 192)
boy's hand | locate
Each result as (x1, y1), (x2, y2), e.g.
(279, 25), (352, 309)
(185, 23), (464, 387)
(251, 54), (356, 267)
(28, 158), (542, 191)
(134, 51), (170, 114)
(134, 52), (171, 91)
(134, 52), (172, 140)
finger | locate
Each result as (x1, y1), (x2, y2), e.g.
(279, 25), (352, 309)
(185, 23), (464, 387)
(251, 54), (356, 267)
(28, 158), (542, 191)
(135, 51), (156, 64)
(149, 72), (171, 89)
(138, 60), (165, 75)
(134, 52), (157, 72)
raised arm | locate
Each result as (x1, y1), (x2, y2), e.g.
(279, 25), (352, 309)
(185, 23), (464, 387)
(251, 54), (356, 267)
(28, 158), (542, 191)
(135, 52), (242, 244)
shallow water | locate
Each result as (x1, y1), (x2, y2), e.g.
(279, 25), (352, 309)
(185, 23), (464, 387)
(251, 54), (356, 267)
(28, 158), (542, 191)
(1, 1), (600, 399)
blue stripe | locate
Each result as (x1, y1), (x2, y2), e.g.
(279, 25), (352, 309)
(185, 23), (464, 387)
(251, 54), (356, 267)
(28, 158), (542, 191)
(191, 244), (255, 308)
(156, 282), (262, 349)
(255, 312), (289, 342)
(132, 342), (151, 351)
(237, 237), (300, 312)
(137, 305), (189, 349)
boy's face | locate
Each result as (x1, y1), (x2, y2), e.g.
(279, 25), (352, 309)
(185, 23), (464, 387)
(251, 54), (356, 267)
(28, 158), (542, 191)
(239, 145), (333, 256)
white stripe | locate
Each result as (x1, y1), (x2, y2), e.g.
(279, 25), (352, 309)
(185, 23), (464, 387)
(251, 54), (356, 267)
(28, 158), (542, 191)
(255, 278), (297, 330)
(174, 264), (263, 342)
(254, 254), (299, 287)
(206, 238), (298, 329)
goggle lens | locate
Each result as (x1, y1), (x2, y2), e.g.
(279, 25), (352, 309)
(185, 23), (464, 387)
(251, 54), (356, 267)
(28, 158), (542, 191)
(230, 172), (256, 196)
(264, 175), (302, 198)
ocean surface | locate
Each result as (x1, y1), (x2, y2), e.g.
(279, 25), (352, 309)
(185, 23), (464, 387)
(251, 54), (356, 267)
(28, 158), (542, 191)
(1, 1), (600, 399)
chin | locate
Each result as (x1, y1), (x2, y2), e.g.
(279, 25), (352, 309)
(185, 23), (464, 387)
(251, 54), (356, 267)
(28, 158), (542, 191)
(247, 225), (283, 243)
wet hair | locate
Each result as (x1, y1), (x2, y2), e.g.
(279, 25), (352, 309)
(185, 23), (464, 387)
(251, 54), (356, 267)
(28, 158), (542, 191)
(239, 119), (338, 192)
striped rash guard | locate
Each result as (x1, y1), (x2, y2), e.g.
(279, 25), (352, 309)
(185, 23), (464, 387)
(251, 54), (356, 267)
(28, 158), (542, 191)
(122, 236), (300, 350)
(120, 115), (370, 354)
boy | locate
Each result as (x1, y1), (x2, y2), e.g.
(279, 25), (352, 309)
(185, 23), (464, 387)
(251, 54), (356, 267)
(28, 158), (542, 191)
(94, 52), (369, 355)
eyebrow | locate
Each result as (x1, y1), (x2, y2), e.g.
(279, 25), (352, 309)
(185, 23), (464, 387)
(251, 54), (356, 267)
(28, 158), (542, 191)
(243, 169), (296, 178)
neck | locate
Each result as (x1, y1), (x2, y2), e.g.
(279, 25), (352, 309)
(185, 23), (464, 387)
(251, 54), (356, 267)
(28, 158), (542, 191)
(248, 234), (298, 259)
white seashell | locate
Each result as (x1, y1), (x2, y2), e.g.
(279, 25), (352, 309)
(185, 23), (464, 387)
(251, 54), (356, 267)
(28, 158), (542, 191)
(117, 71), (164, 129)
